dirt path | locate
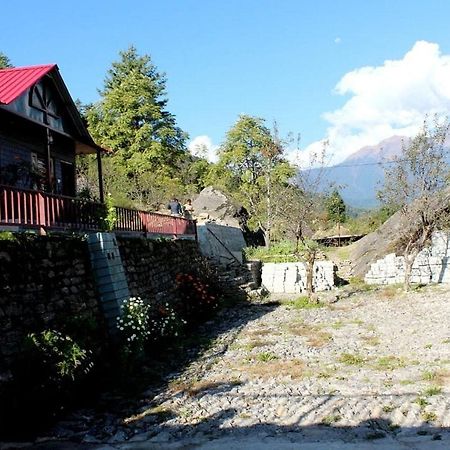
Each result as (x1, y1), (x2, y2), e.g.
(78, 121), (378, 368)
(11, 285), (450, 449)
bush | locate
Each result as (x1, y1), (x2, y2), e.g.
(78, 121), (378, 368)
(26, 329), (93, 382)
(175, 272), (219, 320)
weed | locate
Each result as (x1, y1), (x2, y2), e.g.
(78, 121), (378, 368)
(339, 353), (365, 366)
(382, 405), (395, 413)
(123, 405), (174, 424)
(422, 385), (442, 397)
(287, 296), (324, 310)
(256, 352), (278, 362)
(373, 356), (406, 371)
(361, 335), (380, 346)
(399, 379), (415, 385)
(244, 339), (271, 351)
(424, 344), (433, 349)
(422, 370), (436, 381)
(442, 338), (450, 344)
(332, 321), (345, 330)
(287, 324), (331, 348)
(236, 358), (304, 379)
(415, 397), (430, 408)
(422, 411), (437, 423)
(321, 414), (341, 426)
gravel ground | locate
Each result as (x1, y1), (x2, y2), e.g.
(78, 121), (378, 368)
(6, 284), (450, 449)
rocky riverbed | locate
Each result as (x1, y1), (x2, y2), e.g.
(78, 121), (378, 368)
(5, 284), (450, 449)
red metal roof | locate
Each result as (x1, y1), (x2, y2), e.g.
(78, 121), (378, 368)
(0, 64), (56, 104)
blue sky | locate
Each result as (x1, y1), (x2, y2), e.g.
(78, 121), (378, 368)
(2, 1), (450, 163)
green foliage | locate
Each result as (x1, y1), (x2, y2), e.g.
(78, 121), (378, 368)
(244, 240), (298, 262)
(80, 46), (207, 210)
(209, 115), (295, 240)
(0, 231), (16, 241)
(339, 353), (365, 365)
(345, 205), (397, 234)
(102, 194), (117, 231)
(88, 46), (187, 166)
(117, 296), (151, 355)
(26, 330), (93, 382)
(255, 352), (278, 362)
(326, 189), (346, 223)
(287, 296), (324, 309)
(0, 52), (12, 69)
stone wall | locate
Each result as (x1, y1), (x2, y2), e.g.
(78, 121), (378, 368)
(0, 235), (102, 372)
(261, 261), (335, 294)
(365, 231), (450, 285)
(117, 237), (204, 305)
(0, 233), (223, 374)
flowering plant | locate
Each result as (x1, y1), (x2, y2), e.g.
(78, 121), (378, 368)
(117, 297), (151, 352)
(175, 272), (219, 320)
(149, 302), (187, 339)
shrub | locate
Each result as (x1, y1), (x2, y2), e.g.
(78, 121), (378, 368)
(26, 329), (93, 382)
(176, 272), (219, 320)
(117, 297), (151, 353)
(149, 303), (187, 339)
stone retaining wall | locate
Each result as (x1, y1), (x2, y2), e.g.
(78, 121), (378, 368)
(365, 231), (450, 285)
(0, 235), (102, 372)
(261, 261), (335, 294)
(117, 237), (203, 304)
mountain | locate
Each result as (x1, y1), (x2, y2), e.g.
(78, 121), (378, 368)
(322, 135), (405, 208)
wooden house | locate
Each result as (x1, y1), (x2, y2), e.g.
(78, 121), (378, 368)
(0, 64), (103, 201)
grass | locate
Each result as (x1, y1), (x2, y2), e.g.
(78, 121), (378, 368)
(415, 397), (430, 408)
(287, 323), (332, 348)
(255, 352), (278, 362)
(382, 405), (395, 413)
(321, 414), (342, 426)
(244, 240), (298, 263)
(286, 296), (324, 310)
(235, 358), (305, 380)
(123, 404), (174, 424)
(424, 344), (433, 349)
(243, 339), (272, 351)
(361, 335), (380, 346)
(421, 411), (438, 423)
(373, 356), (406, 371)
(169, 379), (242, 397)
(339, 353), (365, 366)
(422, 385), (442, 397)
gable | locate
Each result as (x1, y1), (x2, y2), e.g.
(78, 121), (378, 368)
(0, 65), (98, 153)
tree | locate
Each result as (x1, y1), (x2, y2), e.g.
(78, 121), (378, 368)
(87, 46), (187, 168)
(378, 117), (450, 291)
(0, 52), (13, 69)
(277, 140), (330, 298)
(83, 46), (194, 208)
(326, 189), (346, 225)
(209, 115), (294, 246)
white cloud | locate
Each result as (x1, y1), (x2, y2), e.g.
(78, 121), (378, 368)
(334, 37), (342, 45)
(300, 41), (450, 165)
(188, 135), (219, 162)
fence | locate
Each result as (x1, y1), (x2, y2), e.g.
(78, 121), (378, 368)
(0, 185), (196, 238)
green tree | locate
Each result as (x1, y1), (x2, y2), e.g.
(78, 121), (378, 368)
(326, 189), (346, 224)
(87, 46), (187, 168)
(378, 117), (450, 291)
(209, 115), (294, 245)
(0, 52), (12, 69)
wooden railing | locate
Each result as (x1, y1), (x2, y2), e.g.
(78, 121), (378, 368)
(0, 185), (196, 238)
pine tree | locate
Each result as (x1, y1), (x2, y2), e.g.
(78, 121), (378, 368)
(0, 52), (13, 69)
(87, 46), (187, 170)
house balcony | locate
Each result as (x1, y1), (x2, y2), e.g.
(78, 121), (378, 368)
(0, 184), (196, 239)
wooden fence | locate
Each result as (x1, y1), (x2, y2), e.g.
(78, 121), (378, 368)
(0, 185), (196, 238)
